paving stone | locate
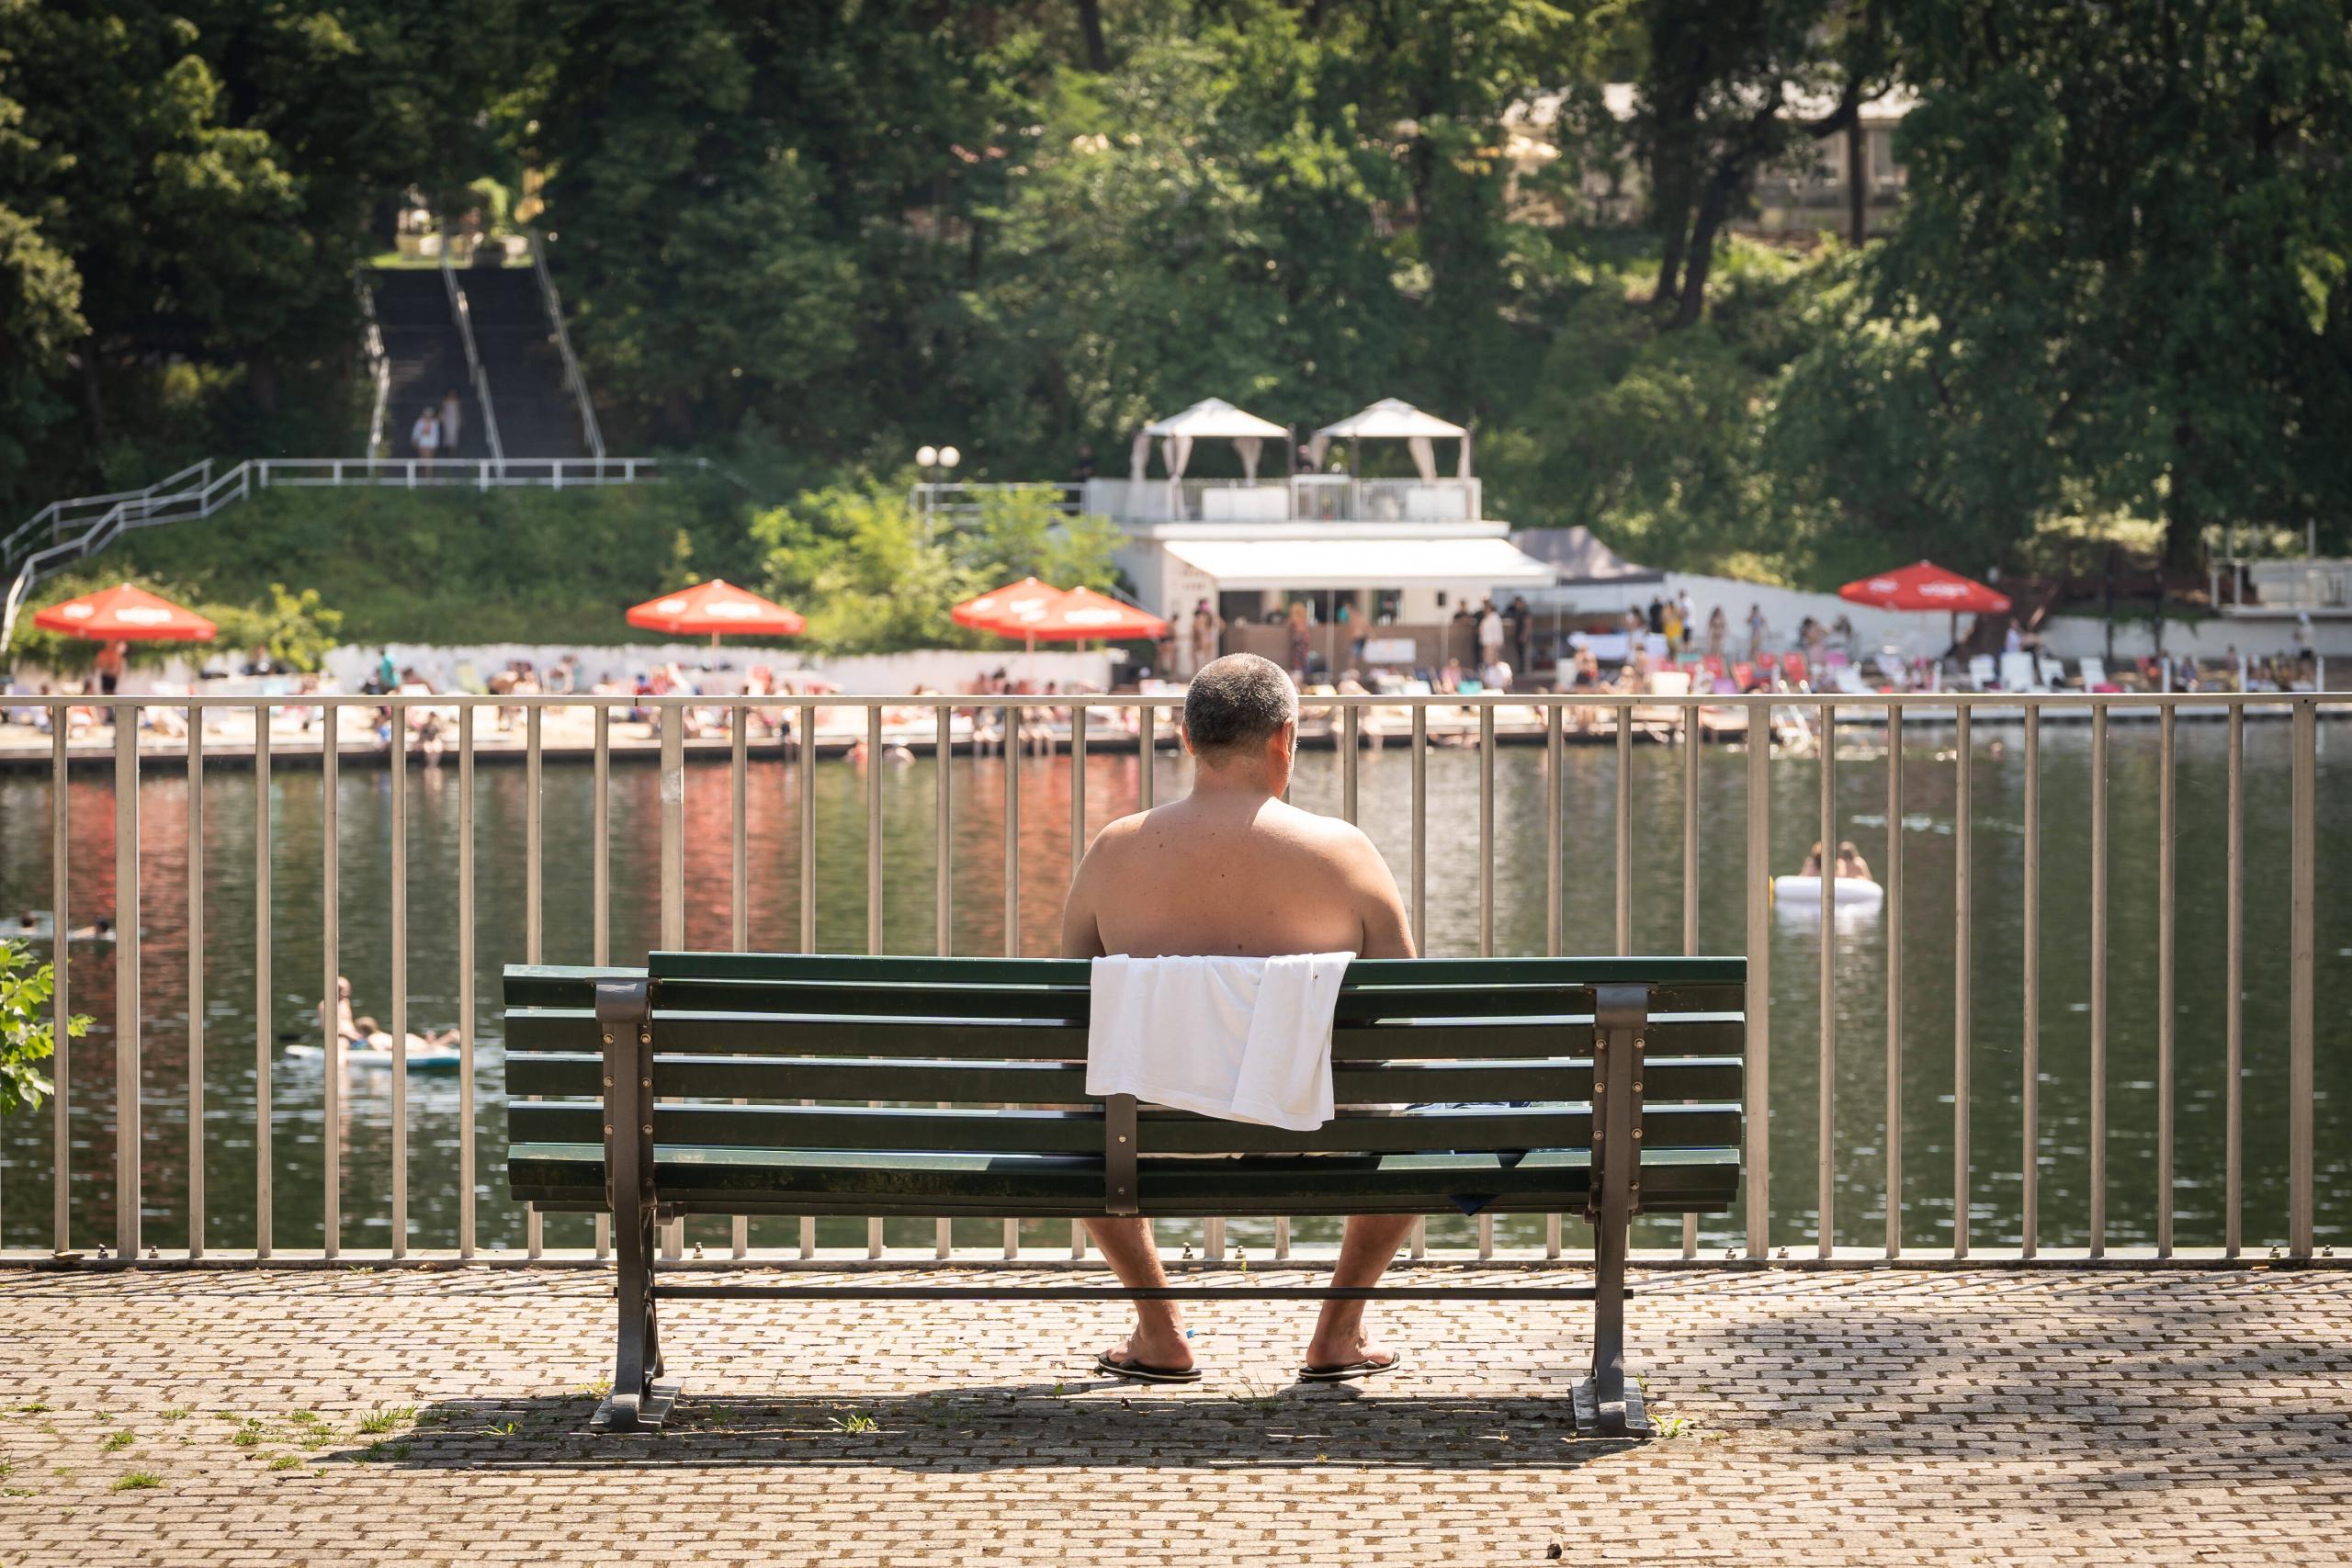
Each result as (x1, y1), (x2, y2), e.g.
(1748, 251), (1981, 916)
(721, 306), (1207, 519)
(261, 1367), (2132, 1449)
(0, 1267), (2346, 1564)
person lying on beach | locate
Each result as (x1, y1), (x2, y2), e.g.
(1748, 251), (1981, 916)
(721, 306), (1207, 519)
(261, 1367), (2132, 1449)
(1059, 653), (1416, 1385)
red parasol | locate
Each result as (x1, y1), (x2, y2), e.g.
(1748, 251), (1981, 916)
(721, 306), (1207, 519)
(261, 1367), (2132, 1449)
(1012, 585), (1169, 642)
(952, 576), (1066, 635)
(626, 579), (805, 646)
(1837, 561), (2011, 615)
(32, 583), (217, 642)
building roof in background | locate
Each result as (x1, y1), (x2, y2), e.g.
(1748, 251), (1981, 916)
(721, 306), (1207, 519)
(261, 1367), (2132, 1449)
(1508, 526), (1664, 584)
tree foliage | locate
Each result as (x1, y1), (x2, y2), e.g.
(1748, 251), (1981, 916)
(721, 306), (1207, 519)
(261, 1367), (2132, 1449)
(0, 938), (85, 1117)
(5, 0), (2344, 601)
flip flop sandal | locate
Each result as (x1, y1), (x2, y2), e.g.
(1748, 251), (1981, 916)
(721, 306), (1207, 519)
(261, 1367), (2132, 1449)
(1297, 1350), (1406, 1384)
(1095, 1349), (1203, 1384)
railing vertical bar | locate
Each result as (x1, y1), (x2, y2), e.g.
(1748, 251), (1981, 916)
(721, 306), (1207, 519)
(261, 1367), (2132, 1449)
(2156, 704), (2175, 1258)
(186, 719), (203, 1257)
(2088, 702), (2107, 1258)
(1614, 705), (1632, 955)
(458, 705), (476, 1258)
(1341, 705), (1359, 824)
(656, 704), (684, 1261)
(1816, 701), (1835, 1258)
(1140, 704), (1156, 812)
(800, 702), (818, 956)
(1952, 705), (1972, 1259)
(936, 704), (954, 1260)
(390, 707), (407, 1258)
(1002, 701), (1020, 1262)
(114, 708), (141, 1260)
(731, 705), (748, 1261)
(254, 706), (272, 1258)
(2224, 702), (2243, 1258)
(1545, 703), (1562, 958)
(1682, 701), (1701, 1258)
(1478, 704), (1495, 957)
(1273, 1215), (1290, 1262)
(2022, 705), (2041, 1258)
(593, 703), (609, 1261)
(867, 705), (885, 958)
(935, 706), (953, 954)
(526, 705), (543, 1259)
(1884, 702), (1903, 1259)
(50, 716), (69, 1254)
(321, 706), (340, 1258)
(2290, 698), (2315, 1258)
(1744, 696), (1770, 1259)
(1409, 705), (1426, 950)
(1069, 703), (1087, 1262)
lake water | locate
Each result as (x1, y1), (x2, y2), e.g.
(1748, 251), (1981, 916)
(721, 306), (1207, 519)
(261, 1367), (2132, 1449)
(2, 725), (2346, 1255)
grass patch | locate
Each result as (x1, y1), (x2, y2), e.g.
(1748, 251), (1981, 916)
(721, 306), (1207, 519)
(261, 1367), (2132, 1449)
(231, 1420), (265, 1448)
(162, 1408), (190, 1421)
(267, 1455), (300, 1472)
(2, 1486), (33, 1496)
(356, 1440), (412, 1463)
(827, 1413), (877, 1435)
(110, 1472), (163, 1491)
(288, 1411), (322, 1427)
(356, 1404), (415, 1435)
(101, 1431), (135, 1453)
(14, 1402), (49, 1414)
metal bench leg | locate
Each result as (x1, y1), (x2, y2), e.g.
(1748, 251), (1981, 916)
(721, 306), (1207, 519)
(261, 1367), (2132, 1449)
(1576, 984), (1652, 1438)
(593, 980), (678, 1433)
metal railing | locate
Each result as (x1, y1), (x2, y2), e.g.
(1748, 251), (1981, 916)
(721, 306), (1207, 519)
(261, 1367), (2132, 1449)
(0, 690), (2339, 1269)
(2, 457), (688, 653)
(356, 274), (391, 459)
(527, 228), (605, 461)
(1075, 476), (1486, 525)
(437, 231), (504, 465)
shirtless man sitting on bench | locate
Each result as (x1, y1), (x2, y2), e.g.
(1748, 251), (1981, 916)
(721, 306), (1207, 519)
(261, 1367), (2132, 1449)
(1059, 653), (1418, 1383)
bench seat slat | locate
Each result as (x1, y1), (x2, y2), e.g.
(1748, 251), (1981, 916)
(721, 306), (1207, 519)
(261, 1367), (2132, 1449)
(640, 952), (1750, 987)
(503, 1051), (1745, 1105)
(632, 976), (1747, 1022)
(501, 1006), (1747, 1062)
(507, 1100), (1743, 1156)
(507, 1142), (1742, 1217)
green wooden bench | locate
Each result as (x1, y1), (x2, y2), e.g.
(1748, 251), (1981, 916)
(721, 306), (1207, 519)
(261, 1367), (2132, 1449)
(501, 952), (1746, 1438)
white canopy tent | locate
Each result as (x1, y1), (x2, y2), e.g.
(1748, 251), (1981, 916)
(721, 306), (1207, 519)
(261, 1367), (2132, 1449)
(1163, 536), (1549, 592)
(1309, 398), (1472, 483)
(1129, 398), (1290, 484)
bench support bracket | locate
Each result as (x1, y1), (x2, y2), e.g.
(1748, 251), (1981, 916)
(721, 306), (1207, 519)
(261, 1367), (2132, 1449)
(593, 979), (677, 1433)
(1577, 983), (1653, 1438)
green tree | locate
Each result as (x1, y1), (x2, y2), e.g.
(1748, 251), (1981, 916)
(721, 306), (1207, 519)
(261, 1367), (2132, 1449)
(1, 938), (85, 1116)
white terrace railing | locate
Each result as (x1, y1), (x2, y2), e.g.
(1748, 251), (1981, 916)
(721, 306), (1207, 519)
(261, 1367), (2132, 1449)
(0, 690), (2338, 1270)
(1, 457), (691, 654)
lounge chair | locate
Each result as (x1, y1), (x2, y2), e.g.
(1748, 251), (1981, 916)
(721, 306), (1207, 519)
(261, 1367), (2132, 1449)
(2000, 652), (2040, 693)
(1967, 655), (1997, 691)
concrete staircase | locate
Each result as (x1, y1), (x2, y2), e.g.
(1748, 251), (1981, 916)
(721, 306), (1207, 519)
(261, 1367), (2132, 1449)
(370, 270), (481, 458)
(457, 264), (587, 460)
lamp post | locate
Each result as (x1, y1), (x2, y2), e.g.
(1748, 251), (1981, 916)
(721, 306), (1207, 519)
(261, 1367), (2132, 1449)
(916, 444), (960, 535)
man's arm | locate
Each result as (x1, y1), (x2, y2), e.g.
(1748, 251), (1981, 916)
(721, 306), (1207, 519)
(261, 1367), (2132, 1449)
(1343, 828), (1416, 960)
(1059, 821), (1119, 959)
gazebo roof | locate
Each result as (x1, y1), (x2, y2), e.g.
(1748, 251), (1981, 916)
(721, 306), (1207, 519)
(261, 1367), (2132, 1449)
(1137, 398), (1289, 440)
(1313, 398), (1467, 441)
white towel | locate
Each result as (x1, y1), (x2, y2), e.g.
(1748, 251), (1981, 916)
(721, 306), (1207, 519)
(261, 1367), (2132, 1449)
(1084, 953), (1354, 1132)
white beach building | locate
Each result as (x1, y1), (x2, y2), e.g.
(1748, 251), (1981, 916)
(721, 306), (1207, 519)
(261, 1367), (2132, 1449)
(1089, 398), (1552, 674)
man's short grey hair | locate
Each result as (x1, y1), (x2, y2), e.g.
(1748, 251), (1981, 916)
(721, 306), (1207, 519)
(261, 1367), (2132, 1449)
(1184, 653), (1297, 759)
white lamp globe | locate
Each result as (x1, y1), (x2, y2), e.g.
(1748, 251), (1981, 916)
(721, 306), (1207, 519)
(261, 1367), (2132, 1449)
(939, 446), (961, 468)
(916, 446), (938, 468)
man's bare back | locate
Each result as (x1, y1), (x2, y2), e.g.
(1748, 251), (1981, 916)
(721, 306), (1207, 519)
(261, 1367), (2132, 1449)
(1062, 792), (1412, 962)
(1060, 653), (1416, 1386)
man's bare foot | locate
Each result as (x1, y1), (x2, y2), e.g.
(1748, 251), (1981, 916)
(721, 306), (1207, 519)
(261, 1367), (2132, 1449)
(1100, 1323), (1193, 1376)
(1301, 1326), (1398, 1375)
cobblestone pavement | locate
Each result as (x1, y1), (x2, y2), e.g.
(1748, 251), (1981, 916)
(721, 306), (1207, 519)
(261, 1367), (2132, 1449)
(1, 1266), (2347, 1566)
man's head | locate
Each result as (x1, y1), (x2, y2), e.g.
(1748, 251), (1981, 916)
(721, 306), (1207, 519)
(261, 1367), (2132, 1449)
(1182, 654), (1297, 784)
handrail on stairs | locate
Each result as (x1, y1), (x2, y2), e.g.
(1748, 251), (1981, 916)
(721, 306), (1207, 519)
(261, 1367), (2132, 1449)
(439, 225), (505, 469)
(529, 227), (605, 461)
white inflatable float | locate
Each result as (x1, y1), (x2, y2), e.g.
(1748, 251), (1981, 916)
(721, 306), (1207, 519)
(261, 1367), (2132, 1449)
(1770, 875), (1885, 908)
(285, 1041), (462, 1070)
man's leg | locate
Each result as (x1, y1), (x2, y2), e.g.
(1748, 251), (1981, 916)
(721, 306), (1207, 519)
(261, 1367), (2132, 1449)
(1081, 1217), (1193, 1371)
(1304, 1213), (1417, 1371)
